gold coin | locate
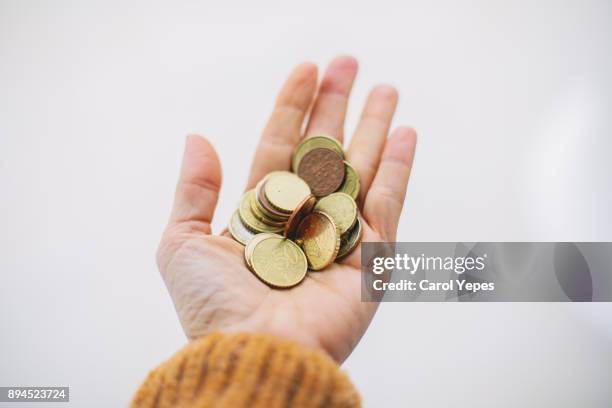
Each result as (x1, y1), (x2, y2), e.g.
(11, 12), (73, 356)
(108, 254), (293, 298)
(250, 234), (308, 287)
(244, 233), (276, 269)
(228, 210), (257, 245)
(337, 217), (363, 259)
(314, 192), (357, 235)
(337, 161), (360, 200)
(256, 178), (291, 221)
(264, 171), (311, 214)
(239, 190), (284, 233)
(255, 170), (287, 220)
(291, 135), (344, 173)
(295, 211), (340, 270)
(249, 191), (285, 227)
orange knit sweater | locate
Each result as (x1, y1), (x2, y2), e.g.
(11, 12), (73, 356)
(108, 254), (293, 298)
(130, 333), (360, 407)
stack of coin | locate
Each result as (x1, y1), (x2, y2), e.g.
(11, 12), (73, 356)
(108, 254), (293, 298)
(228, 135), (363, 288)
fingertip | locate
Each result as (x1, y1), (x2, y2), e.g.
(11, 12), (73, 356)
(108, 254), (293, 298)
(391, 126), (417, 144)
(185, 133), (218, 156)
(184, 133), (201, 156)
(371, 84), (399, 102)
(320, 56), (359, 92)
(278, 62), (318, 107)
(185, 133), (204, 146)
(331, 55), (359, 71)
(383, 126), (417, 163)
(294, 61), (318, 82)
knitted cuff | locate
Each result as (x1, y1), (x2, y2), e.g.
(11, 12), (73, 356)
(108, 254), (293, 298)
(130, 332), (360, 408)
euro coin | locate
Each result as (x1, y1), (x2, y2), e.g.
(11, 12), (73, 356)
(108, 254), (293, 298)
(264, 171), (311, 214)
(249, 191), (285, 227)
(314, 192), (357, 235)
(284, 194), (316, 239)
(228, 210), (257, 245)
(239, 190), (284, 233)
(297, 148), (345, 196)
(244, 232), (276, 269)
(295, 211), (340, 270)
(291, 135), (344, 173)
(256, 179), (290, 221)
(250, 234), (308, 287)
(337, 161), (360, 200)
(337, 217), (363, 259)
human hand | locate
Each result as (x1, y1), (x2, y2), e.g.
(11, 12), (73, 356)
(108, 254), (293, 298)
(156, 56), (416, 362)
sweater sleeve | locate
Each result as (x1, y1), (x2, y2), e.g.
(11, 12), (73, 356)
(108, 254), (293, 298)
(130, 332), (360, 408)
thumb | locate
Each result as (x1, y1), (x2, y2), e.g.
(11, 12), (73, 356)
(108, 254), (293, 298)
(168, 134), (222, 234)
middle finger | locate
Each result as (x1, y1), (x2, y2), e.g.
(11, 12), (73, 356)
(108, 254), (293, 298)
(304, 56), (358, 144)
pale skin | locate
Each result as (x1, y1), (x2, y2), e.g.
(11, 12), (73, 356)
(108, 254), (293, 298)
(157, 56), (417, 363)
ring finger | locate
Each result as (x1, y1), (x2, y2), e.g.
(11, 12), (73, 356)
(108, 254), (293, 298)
(346, 84), (398, 203)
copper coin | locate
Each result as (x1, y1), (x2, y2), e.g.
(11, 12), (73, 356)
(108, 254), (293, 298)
(297, 148), (345, 197)
(284, 194), (316, 239)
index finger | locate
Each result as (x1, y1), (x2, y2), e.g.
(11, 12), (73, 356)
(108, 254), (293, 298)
(246, 63), (318, 189)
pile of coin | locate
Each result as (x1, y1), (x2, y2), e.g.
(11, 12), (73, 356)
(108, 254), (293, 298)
(228, 135), (363, 288)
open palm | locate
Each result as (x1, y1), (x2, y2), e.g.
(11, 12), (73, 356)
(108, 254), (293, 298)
(157, 57), (416, 363)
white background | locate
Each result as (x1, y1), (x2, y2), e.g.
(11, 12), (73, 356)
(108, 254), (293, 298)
(1, 1), (611, 406)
